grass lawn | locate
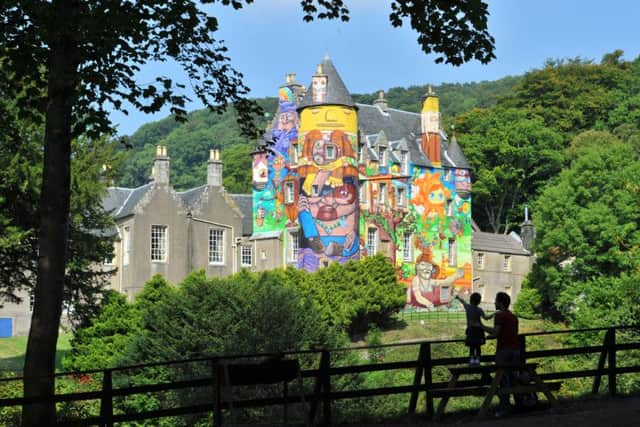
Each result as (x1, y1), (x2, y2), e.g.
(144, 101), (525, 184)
(0, 334), (71, 373)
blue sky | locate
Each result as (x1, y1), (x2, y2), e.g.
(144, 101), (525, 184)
(110, 0), (640, 136)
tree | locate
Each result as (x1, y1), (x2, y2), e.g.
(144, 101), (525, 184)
(527, 133), (640, 313)
(455, 106), (564, 233)
(1, 1), (495, 423)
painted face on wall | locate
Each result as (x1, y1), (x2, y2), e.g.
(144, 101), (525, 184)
(307, 182), (357, 227)
(252, 155), (268, 190)
(278, 111), (297, 133)
(428, 187), (445, 206)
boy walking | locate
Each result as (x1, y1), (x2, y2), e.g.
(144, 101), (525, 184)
(455, 292), (494, 364)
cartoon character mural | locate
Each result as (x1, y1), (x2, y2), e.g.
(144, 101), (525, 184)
(296, 101), (359, 271)
(402, 167), (473, 308)
(252, 86), (300, 233)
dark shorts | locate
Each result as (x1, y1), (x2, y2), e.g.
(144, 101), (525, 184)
(465, 326), (486, 347)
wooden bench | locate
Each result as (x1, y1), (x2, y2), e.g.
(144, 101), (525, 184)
(434, 363), (561, 419)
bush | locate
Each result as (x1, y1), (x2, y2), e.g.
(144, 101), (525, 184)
(513, 287), (543, 319)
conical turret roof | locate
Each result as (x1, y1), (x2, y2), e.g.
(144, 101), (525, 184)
(298, 54), (356, 110)
(446, 134), (470, 169)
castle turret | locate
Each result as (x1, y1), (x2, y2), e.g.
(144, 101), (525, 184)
(420, 86), (441, 166)
(296, 54), (360, 270)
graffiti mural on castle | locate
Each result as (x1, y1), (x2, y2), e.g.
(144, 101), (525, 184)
(252, 87), (299, 232)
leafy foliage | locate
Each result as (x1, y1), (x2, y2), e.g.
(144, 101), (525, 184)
(526, 134), (640, 316)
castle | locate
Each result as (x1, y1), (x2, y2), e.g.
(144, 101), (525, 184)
(0, 56), (533, 337)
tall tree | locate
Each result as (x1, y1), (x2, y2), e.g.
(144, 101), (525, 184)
(455, 106), (564, 233)
(0, 1), (495, 424)
(527, 133), (640, 312)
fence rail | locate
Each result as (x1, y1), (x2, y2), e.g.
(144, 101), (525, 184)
(1, 325), (638, 426)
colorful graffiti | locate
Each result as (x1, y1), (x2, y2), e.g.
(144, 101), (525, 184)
(297, 103), (359, 271)
(252, 86), (299, 233)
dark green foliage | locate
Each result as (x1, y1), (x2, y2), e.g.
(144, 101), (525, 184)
(513, 287), (542, 320)
(527, 135), (640, 317)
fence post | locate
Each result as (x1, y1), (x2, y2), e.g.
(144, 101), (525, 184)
(608, 328), (617, 396)
(423, 343), (434, 418)
(211, 359), (221, 427)
(100, 369), (113, 427)
(319, 349), (331, 427)
(408, 343), (425, 414)
(592, 329), (610, 394)
(518, 335), (527, 364)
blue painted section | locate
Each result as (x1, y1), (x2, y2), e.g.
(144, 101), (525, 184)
(0, 318), (13, 338)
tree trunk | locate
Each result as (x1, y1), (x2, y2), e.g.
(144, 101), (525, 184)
(22, 2), (78, 424)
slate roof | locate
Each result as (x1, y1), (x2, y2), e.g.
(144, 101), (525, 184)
(444, 135), (470, 169)
(357, 104), (419, 141)
(472, 231), (530, 256)
(231, 194), (253, 236)
(104, 184), (153, 220)
(177, 185), (207, 208)
(299, 55), (356, 109)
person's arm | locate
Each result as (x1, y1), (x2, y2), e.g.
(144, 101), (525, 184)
(481, 308), (495, 320)
(483, 312), (501, 338)
(454, 294), (469, 309)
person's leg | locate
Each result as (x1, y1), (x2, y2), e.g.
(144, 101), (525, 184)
(494, 349), (518, 414)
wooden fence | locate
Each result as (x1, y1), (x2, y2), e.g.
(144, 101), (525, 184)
(0, 325), (638, 426)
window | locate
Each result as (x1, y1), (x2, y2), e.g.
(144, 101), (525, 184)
(400, 151), (409, 175)
(358, 143), (364, 162)
(378, 146), (387, 165)
(151, 225), (167, 262)
(312, 185), (319, 197)
(326, 144), (336, 160)
(448, 238), (457, 266)
(503, 256), (512, 272)
(397, 188), (405, 207)
(367, 228), (377, 254)
(403, 233), (412, 262)
(477, 253), (485, 270)
(378, 183), (386, 204)
(359, 182), (367, 204)
(289, 231), (299, 262)
(208, 228), (224, 264)
(446, 199), (453, 216)
(285, 182), (295, 204)
(444, 169), (452, 181)
(290, 144), (298, 165)
(241, 245), (252, 267)
(123, 226), (131, 266)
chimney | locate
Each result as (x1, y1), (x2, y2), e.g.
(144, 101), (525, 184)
(152, 145), (170, 185)
(520, 205), (535, 252)
(207, 149), (223, 187)
(374, 89), (388, 112)
(420, 85), (441, 166)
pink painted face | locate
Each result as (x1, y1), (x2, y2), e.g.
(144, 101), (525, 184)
(278, 112), (296, 132)
(308, 183), (357, 234)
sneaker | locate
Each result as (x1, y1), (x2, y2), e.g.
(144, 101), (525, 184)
(469, 357), (476, 365)
(472, 358), (481, 365)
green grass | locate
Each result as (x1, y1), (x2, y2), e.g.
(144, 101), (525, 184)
(0, 334), (72, 373)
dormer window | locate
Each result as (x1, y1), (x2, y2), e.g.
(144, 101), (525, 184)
(378, 147), (387, 165)
(400, 151), (409, 175)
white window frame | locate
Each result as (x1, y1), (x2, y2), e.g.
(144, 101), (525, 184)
(289, 230), (299, 262)
(448, 238), (457, 266)
(367, 228), (377, 254)
(446, 199), (453, 216)
(378, 146), (387, 165)
(359, 182), (367, 204)
(397, 187), (405, 207)
(240, 245), (252, 267)
(312, 184), (319, 197)
(123, 226), (131, 266)
(291, 144), (298, 165)
(503, 255), (512, 272)
(208, 228), (225, 265)
(403, 233), (412, 262)
(477, 253), (485, 270)
(378, 183), (386, 204)
(358, 143), (365, 162)
(285, 181), (295, 204)
(445, 169), (452, 181)
(401, 151), (409, 175)
(151, 225), (168, 262)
